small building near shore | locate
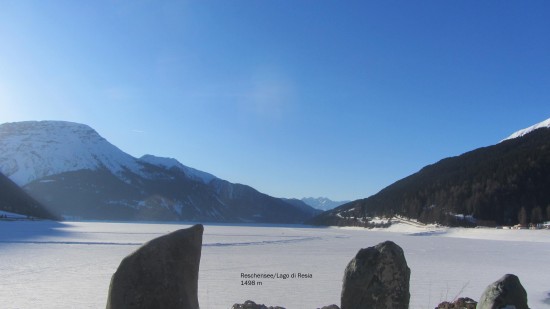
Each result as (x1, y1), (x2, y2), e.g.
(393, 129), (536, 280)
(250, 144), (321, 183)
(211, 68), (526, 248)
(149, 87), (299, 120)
(512, 224), (527, 230)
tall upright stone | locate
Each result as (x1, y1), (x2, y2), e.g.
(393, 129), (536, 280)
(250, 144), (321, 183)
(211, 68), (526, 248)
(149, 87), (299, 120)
(478, 274), (529, 309)
(341, 241), (410, 309)
(106, 224), (203, 309)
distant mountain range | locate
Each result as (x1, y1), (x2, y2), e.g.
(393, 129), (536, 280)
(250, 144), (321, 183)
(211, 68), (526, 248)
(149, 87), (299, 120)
(4, 118), (549, 226)
(309, 118), (550, 227)
(301, 197), (349, 211)
(0, 121), (318, 223)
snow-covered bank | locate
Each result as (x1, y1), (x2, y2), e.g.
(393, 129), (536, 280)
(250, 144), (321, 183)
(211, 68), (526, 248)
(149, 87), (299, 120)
(337, 216), (550, 244)
(441, 226), (550, 243)
(367, 220), (550, 243)
(0, 221), (549, 308)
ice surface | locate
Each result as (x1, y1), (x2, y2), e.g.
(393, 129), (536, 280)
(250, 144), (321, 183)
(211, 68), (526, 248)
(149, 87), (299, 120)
(0, 221), (549, 308)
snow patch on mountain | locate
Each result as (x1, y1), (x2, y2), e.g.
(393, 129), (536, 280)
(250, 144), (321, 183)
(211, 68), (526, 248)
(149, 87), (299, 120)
(301, 197), (349, 211)
(0, 121), (144, 185)
(139, 155), (216, 184)
(503, 117), (550, 141)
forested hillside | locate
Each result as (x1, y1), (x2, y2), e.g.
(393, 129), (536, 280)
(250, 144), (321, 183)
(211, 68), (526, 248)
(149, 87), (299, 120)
(0, 172), (59, 220)
(310, 128), (550, 227)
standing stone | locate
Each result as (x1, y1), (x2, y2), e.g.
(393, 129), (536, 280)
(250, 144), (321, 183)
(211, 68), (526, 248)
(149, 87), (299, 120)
(478, 274), (529, 309)
(106, 224), (203, 309)
(341, 241), (410, 309)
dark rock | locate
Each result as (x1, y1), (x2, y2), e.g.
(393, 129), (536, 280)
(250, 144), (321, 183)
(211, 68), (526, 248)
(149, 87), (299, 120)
(435, 297), (477, 308)
(319, 305), (340, 309)
(341, 240), (410, 309)
(478, 274), (529, 309)
(231, 300), (285, 309)
(106, 224), (203, 309)
(436, 301), (453, 309)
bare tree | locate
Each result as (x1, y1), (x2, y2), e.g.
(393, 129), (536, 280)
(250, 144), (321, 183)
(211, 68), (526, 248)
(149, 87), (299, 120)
(518, 207), (528, 226)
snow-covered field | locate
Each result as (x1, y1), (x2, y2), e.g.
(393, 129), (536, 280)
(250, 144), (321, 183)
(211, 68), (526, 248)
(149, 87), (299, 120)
(0, 221), (549, 309)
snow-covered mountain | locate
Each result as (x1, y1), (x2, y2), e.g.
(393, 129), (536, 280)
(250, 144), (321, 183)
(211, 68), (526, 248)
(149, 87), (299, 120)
(0, 121), (144, 185)
(301, 197), (349, 211)
(139, 154), (216, 184)
(503, 117), (550, 141)
(0, 121), (318, 222)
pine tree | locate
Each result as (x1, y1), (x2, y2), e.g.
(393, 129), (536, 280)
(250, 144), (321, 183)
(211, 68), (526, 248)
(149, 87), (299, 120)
(531, 206), (543, 224)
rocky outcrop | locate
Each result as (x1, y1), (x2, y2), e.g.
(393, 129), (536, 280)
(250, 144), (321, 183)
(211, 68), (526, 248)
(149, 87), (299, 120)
(341, 241), (410, 309)
(231, 302), (340, 309)
(106, 224), (203, 309)
(231, 300), (285, 309)
(477, 274), (529, 309)
(436, 297), (477, 309)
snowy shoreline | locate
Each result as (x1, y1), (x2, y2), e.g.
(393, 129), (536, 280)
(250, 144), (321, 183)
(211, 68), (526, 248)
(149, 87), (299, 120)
(337, 221), (550, 243)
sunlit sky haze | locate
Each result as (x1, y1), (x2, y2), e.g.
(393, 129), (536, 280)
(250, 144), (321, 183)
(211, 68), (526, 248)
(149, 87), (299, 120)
(1, 1), (549, 200)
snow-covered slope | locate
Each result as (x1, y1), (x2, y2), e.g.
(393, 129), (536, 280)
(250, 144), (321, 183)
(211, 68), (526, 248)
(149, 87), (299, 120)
(139, 155), (216, 184)
(0, 121), (144, 185)
(503, 117), (550, 141)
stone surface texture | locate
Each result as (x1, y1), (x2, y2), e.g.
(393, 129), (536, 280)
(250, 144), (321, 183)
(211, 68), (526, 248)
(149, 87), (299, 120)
(106, 224), (203, 309)
(341, 240), (410, 309)
(478, 274), (529, 309)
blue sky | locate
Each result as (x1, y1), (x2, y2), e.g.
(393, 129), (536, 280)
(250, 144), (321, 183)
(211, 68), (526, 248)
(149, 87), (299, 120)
(1, 1), (549, 201)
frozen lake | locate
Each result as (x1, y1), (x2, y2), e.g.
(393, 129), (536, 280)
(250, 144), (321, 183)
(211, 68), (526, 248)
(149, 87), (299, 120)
(1, 220), (549, 308)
